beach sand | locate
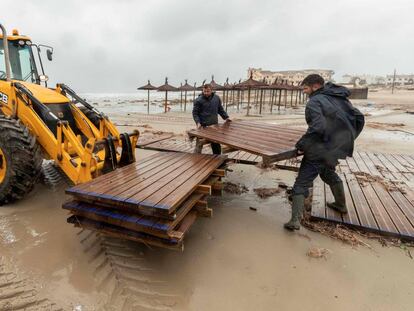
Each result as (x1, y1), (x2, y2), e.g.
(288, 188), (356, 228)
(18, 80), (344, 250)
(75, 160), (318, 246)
(0, 89), (413, 310)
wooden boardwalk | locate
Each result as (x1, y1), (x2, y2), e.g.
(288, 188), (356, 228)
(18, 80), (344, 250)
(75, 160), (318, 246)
(187, 121), (304, 164)
(311, 151), (414, 241)
(64, 152), (226, 249)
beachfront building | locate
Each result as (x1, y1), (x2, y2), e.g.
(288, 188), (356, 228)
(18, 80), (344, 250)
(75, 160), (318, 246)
(248, 68), (334, 85)
(385, 74), (414, 86)
(341, 74), (386, 86)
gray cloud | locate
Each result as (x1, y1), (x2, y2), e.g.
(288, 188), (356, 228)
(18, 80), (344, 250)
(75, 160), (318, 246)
(3, 0), (413, 92)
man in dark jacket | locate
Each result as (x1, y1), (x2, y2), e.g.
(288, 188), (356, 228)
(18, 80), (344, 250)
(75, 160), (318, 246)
(284, 74), (364, 230)
(192, 84), (231, 154)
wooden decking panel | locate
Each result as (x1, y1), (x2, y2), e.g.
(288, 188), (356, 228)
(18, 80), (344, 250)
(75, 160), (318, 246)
(138, 137), (262, 164)
(67, 215), (183, 250)
(66, 152), (226, 215)
(311, 151), (414, 241)
(187, 121), (304, 162)
(63, 193), (204, 240)
(138, 137), (301, 170)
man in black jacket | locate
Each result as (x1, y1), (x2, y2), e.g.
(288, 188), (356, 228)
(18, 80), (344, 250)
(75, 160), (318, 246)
(192, 84), (231, 154)
(284, 74), (364, 230)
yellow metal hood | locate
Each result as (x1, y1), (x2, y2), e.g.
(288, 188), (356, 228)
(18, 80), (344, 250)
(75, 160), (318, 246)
(18, 82), (69, 104)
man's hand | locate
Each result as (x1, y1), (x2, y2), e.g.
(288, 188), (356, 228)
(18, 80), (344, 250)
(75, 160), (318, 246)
(225, 118), (232, 123)
(296, 149), (304, 156)
(196, 123), (202, 129)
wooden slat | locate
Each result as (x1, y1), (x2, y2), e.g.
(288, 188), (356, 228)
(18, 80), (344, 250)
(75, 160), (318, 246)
(139, 138), (263, 164)
(67, 153), (226, 217)
(120, 155), (216, 211)
(136, 134), (174, 147)
(189, 129), (281, 155)
(341, 173), (360, 225)
(356, 152), (414, 235)
(311, 176), (326, 219)
(228, 121), (303, 140)
(401, 154), (414, 168)
(155, 157), (225, 211)
(345, 157), (379, 229)
(68, 152), (191, 201)
(67, 215), (182, 250)
(324, 183), (343, 222)
(70, 152), (170, 192)
(310, 151), (414, 241)
(200, 125), (297, 153)
(374, 153), (408, 181)
(187, 121), (303, 159)
(391, 154), (414, 173)
(63, 193), (205, 239)
(215, 122), (301, 148)
(84, 153), (184, 195)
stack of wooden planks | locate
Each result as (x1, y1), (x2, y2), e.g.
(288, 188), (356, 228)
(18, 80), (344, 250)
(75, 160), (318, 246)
(187, 120), (304, 164)
(63, 152), (227, 250)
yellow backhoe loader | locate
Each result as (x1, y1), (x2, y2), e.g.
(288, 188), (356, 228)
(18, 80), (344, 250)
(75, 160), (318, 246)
(0, 24), (139, 204)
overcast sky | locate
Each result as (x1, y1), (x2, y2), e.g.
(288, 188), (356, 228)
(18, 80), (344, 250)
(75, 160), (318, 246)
(3, 0), (414, 92)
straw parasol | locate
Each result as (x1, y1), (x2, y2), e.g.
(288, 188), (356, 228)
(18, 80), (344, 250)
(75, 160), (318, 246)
(178, 79), (196, 112)
(196, 79), (207, 91)
(234, 72), (267, 116)
(157, 77), (178, 113)
(137, 80), (157, 114)
(209, 75), (224, 91)
(222, 78), (234, 111)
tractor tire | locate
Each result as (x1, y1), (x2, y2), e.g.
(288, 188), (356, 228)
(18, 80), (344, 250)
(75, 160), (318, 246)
(79, 106), (100, 128)
(0, 116), (43, 205)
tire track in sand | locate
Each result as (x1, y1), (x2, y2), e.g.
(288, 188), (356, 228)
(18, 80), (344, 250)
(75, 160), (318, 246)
(77, 229), (180, 311)
(0, 257), (63, 311)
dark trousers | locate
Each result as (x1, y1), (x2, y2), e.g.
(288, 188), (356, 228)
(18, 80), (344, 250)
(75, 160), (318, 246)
(292, 157), (342, 197)
(211, 143), (221, 155)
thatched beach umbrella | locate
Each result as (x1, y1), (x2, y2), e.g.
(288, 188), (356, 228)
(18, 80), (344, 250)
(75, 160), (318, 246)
(209, 75), (224, 91)
(178, 79), (196, 112)
(257, 78), (267, 114)
(265, 78), (285, 113)
(234, 73), (267, 116)
(196, 79), (207, 91)
(137, 80), (157, 114)
(193, 82), (197, 101)
(222, 78), (234, 111)
(157, 77), (178, 113)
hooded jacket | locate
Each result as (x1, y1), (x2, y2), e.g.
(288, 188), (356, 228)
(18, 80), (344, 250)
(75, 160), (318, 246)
(192, 92), (229, 127)
(296, 82), (364, 166)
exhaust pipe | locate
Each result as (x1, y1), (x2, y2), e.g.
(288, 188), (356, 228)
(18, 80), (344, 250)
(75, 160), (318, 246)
(0, 23), (11, 81)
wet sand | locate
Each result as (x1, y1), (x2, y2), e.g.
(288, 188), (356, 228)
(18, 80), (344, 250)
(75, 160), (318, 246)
(0, 89), (413, 310)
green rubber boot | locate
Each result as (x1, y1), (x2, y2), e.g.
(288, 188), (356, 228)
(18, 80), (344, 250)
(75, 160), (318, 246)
(327, 182), (347, 214)
(284, 194), (305, 231)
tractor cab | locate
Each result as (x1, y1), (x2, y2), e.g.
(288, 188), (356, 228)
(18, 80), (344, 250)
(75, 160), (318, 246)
(0, 29), (52, 85)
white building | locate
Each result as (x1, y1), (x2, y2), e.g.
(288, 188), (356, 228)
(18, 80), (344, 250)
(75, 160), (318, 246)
(341, 74), (386, 86)
(248, 68), (334, 85)
(385, 74), (414, 86)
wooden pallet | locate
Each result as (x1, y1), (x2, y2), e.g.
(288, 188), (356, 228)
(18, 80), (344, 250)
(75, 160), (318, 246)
(187, 120), (304, 164)
(64, 152), (226, 249)
(311, 151), (414, 241)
